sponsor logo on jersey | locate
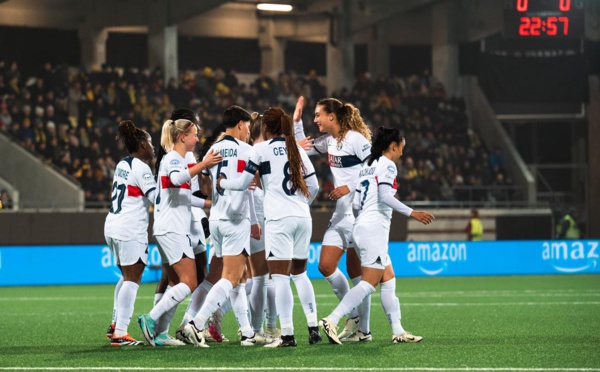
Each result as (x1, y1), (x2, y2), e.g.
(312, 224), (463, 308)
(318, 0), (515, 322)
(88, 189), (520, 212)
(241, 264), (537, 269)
(542, 241), (598, 273)
(387, 166), (396, 174)
(362, 144), (370, 152)
(142, 172), (152, 180)
(407, 242), (467, 276)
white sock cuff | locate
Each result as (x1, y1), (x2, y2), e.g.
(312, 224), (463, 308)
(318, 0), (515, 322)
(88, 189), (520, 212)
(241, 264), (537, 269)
(325, 268), (344, 281)
(252, 273), (269, 283)
(200, 280), (214, 291)
(380, 278), (396, 292)
(122, 281), (139, 290)
(359, 280), (377, 295)
(232, 283), (246, 293)
(291, 271), (309, 282)
(216, 278), (234, 293)
(271, 274), (289, 282)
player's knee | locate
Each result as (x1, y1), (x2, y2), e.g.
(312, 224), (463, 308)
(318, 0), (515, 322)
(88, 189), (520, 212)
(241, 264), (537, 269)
(318, 262), (335, 277)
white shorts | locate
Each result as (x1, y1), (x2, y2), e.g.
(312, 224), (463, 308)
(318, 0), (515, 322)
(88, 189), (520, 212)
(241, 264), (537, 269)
(250, 218), (265, 254)
(265, 217), (312, 261)
(352, 222), (391, 270)
(322, 213), (355, 250)
(190, 220), (207, 255)
(210, 219), (251, 258)
(105, 237), (148, 266)
(155, 233), (194, 266)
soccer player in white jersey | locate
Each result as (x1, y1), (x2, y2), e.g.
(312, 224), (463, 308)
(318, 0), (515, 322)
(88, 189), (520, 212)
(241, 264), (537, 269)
(181, 105), (266, 348)
(151, 108), (211, 346)
(104, 120), (157, 346)
(137, 118), (222, 346)
(218, 107), (320, 347)
(319, 127), (434, 345)
(294, 97), (374, 341)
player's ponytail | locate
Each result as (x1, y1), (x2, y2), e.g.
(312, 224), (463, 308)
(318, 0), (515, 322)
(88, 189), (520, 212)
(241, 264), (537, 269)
(249, 112), (262, 145)
(116, 120), (148, 154)
(368, 126), (403, 166)
(263, 107), (310, 199)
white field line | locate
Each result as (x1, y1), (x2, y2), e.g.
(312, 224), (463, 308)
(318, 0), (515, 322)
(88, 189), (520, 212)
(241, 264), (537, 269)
(1, 367), (600, 371)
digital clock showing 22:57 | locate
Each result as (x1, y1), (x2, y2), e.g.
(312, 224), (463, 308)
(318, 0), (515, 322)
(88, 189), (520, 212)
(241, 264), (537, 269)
(503, 0), (585, 38)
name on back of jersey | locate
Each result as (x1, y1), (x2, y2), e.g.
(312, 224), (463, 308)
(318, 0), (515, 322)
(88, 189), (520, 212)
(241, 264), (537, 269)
(273, 146), (287, 156)
(115, 168), (130, 180)
(359, 166), (376, 177)
(220, 148), (238, 157)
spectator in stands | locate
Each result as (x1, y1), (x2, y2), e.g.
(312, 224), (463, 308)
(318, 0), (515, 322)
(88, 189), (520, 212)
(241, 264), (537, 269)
(555, 209), (581, 240)
(464, 209), (483, 241)
(0, 190), (13, 210)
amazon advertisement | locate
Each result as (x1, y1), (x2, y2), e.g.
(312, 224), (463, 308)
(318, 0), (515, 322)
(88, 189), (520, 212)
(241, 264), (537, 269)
(0, 240), (598, 285)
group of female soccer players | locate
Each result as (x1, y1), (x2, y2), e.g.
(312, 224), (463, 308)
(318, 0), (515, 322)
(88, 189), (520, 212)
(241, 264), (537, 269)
(103, 97), (434, 348)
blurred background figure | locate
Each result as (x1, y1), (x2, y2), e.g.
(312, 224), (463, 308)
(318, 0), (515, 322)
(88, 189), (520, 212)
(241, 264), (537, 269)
(465, 209), (483, 241)
(555, 209), (581, 240)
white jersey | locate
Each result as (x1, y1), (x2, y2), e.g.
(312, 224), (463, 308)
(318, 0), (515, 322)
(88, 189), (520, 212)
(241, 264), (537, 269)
(153, 151), (192, 236)
(311, 130), (371, 214)
(104, 157), (156, 242)
(355, 156), (398, 227)
(246, 137), (316, 221)
(203, 135), (252, 221)
(186, 152), (206, 222)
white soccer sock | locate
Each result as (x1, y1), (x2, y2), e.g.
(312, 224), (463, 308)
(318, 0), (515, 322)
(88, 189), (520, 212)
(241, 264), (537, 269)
(114, 281), (139, 337)
(325, 268), (357, 318)
(329, 281), (376, 325)
(181, 281), (213, 325)
(111, 277), (124, 324)
(272, 274), (294, 336)
(244, 279), (253, 325)
(265, 278), (277, 329)
(380, 278), (405, 335)
(149, 283), (191, 322)
(154, 292), (164, 307)
(231, 283), (253, 338)
(352, 276), (371, 334)
(325, 268), (349, 301)
(249, 274), (268, 332)
(192, 278), (233, 329)
(155, 286), (178, 335)
(292, 272), (318, 327)
(245, 278), (253, 297)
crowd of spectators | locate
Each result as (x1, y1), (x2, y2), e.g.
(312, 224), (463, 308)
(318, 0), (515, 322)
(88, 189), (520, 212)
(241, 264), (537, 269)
(0, 59), (514, 208)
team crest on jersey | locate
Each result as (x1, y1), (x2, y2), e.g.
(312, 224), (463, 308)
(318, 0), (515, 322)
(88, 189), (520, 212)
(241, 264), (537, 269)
(170, 159), (180, 166)
(142, 172), (152, 180)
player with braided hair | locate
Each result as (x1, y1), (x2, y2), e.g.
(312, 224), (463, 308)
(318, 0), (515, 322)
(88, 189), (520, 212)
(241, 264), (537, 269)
(104, 120), (157, 346)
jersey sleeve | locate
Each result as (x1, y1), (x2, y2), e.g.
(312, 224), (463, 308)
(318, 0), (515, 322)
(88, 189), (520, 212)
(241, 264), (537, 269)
(351, 132), (372, 162)
(299, 147), (316, 179)
(312, 134), (329, 155)
(376, 161), (398, 187)
(168, 156), (192, 186)
(133, 161), (157, 198)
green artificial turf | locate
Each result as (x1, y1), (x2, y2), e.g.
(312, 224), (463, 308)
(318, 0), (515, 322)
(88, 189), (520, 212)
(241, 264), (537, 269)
(0, 275), (599, 371)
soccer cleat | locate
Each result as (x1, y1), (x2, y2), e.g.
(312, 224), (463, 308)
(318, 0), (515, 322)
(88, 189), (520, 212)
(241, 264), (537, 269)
(265, 327), (281, 339)
(264, 335), (298, 348)
(340, 330), (372, 342)
(308, 326), (322, 344)
(240, 332), (274, 346)
(110, 333), (143, 346)
(204, 330), (230, 343)
(337, 316), (359, 339)
(392, 332), (423, 343)
(137, 314), (156, 346)
(176, 324), (193, 344)
(319, 318), (342, 345)
(182, 323), (209, 348)
(106, 323), (115, 339)
(155, 332), (186, 346)
(207, 323), (223, 343)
